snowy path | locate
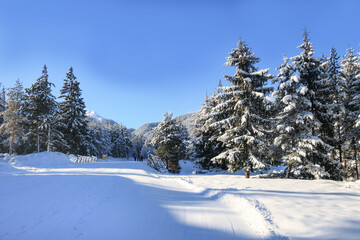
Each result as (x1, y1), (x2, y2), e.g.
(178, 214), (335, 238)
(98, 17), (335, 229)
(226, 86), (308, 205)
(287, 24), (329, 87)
(1, 153), (359, 240)
(0, 155), (278, 240)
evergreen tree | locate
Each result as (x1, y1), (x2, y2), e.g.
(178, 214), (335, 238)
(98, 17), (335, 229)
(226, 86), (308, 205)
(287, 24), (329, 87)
(274, 31), (340, 179)
(0, 80), (25, 154)
(315, 54), (336, 148)
(0, 83), (6, 152)
(151, 112), (187, 173)
(22, 65), (57, 152)
(322, 47), (346, 164)
(340, 48), (360, 172)
(194, 84), (225, 169)
(210, 39), (273, 174)
(0, 83), (5, 124)
(58, 67), (89, 155)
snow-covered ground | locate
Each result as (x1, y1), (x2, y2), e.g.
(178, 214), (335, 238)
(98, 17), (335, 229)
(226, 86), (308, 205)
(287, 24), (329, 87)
(0, 153), (359, 240)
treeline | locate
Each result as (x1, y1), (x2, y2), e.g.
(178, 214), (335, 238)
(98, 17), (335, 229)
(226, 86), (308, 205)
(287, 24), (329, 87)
(0, 66), (133, 157)
(151, 31), (360, 179)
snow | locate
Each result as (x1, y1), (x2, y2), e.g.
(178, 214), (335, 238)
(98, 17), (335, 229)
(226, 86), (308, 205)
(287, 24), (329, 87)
(1, 152), (360, 239)
(86, 110), (106, 122)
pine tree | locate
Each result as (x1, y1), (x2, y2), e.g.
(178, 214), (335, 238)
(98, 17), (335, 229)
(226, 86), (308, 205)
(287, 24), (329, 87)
(0, 83), (6, 152)
(274, 31), (340, 179)
(322, 47), (346, 164)
(0, 80), (25, 154)
(210, 39), (273, 175)
(316, 54), (336, 148)
(340, 48), (360, 175)
(22, 65), (57, 152)
(58, 67), (89, 155)
(194, 84), (225, 169)
(0, 83), (5, 124)
(151, 112), (187, 173)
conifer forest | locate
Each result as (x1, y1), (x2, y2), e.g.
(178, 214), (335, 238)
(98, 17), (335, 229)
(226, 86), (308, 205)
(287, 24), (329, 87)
(1, 31), (359, 180)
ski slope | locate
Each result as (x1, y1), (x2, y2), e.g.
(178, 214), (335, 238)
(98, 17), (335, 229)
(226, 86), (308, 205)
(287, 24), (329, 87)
(0, 153), (359, 240)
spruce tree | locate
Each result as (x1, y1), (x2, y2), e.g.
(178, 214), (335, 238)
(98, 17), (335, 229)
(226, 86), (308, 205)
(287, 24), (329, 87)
(0, 83), (5, 124)
(58, 67), (89, 155)
(0, 83), (6, 152)
(0, 80), (25, 154)
(210, 39), (273, 174)
(151, 112), (187, 173)
(22, 65), (57, 152)
(340, 48), (360, 173)
(274, 32), (340, 179)
(194, 84), (225, 169)
(323, 47), (346, 164)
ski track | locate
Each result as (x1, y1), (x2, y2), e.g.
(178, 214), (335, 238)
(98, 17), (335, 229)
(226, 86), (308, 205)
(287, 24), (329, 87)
(172, 176), (288, 240)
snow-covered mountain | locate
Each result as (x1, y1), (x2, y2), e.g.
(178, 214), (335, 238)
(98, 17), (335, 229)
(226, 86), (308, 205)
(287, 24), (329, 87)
(86, 110), (198, 141)
(86, 110), (117, 125)
(132, 112), (198, 142)
(86, 110), (106, 122)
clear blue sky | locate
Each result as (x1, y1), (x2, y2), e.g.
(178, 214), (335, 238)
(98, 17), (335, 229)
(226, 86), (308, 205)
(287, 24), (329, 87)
(0, 0), (359, 129)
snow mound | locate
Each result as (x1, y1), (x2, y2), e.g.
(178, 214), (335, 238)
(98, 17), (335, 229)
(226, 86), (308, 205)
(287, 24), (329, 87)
(9, 152), (74, 169)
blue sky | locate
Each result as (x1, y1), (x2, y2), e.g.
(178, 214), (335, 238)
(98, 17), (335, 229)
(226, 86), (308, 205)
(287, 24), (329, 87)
(0, 0), (359, 129)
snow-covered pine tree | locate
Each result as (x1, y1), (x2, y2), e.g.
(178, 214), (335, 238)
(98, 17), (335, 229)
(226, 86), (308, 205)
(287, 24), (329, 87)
(272, 56), (299, 176)
(58, 67), (89, 155)
(87, 119), (109, 157)
(109, 123), (132, 158)
(0, 83), (5, 124)
(340, 48), (360, 172)
(315, 54), (336, 148)
(210, 39), (273, 175)
(194, 83), (225, 169)
(322, 47), (346, 164)
(0, 83), (6, 152)
(0, 79), (25, 154)
(151, 112), (187, 173)
(22, 65), (58, 152)
(274, 31), (340, 179)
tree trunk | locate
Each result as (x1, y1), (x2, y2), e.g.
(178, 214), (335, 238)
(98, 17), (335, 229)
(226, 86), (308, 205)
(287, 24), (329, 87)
(47, 123), (51, 152)
(245, 170), (250, 178)
(338, 124), (342, 164)
(286, 163), (292, 178)
(339, 143), (342, 164)
(354, 143), (359, 180)
(9, 131), (15, 154)
(37, 120), (40, 153)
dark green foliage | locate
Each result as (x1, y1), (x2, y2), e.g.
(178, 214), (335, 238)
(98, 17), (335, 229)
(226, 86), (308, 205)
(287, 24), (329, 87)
(151, 113), (187, 173)
(209, 39), (273, 173)
(22, 65), (57, 152)
(58, 67), (89, 155)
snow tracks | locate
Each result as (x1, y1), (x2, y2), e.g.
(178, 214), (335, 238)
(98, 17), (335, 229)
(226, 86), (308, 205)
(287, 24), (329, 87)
(0, 157), (289, 240)
(159, 175), (288, 240)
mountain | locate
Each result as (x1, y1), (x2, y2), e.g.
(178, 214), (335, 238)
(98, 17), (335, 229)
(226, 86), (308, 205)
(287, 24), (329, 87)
(132, 112), (198, 143)
(86, 110), (116, 125)
(86, 110), (198, 142)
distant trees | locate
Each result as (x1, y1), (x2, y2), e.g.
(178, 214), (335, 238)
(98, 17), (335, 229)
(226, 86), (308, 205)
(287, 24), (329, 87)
(88, 118), (133, 158)
(0, 66), (133, 157)
(0, 80), (25, 154)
